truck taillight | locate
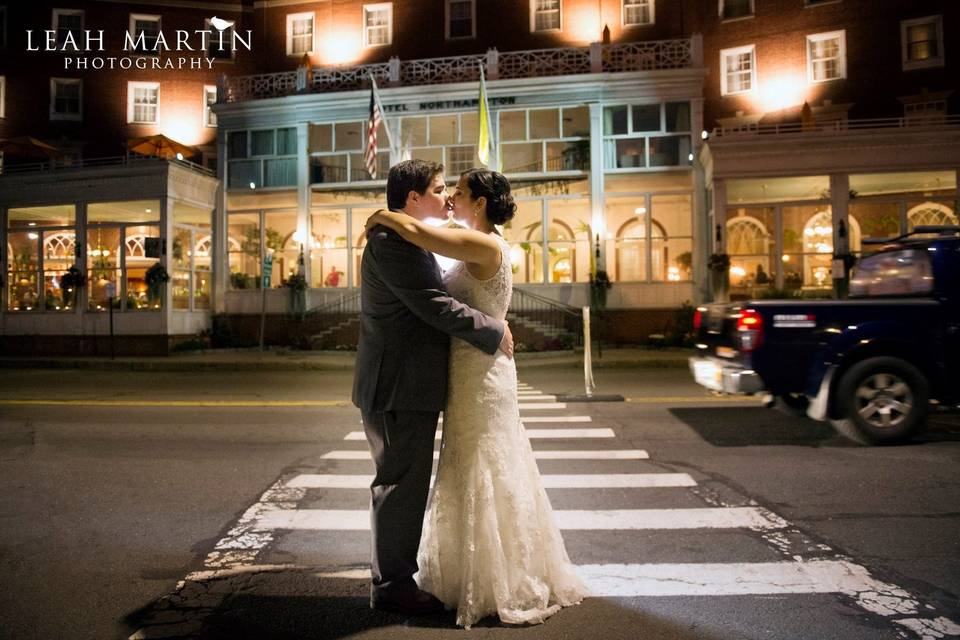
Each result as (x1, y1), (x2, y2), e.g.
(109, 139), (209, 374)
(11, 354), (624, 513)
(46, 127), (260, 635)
(736, 308), (763, 352)
(693, 307), (704, 331)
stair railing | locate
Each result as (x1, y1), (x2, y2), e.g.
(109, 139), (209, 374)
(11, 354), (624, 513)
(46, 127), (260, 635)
(508, 287), (583, 347)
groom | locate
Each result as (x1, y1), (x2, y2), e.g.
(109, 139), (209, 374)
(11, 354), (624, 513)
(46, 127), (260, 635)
(352, 159), (513, 615)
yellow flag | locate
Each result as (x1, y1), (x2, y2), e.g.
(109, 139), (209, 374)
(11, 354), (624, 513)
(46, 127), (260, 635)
(477, 65), (490, 166)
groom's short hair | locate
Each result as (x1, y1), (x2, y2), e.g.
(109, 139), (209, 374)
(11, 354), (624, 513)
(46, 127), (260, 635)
(386, 159), (444, 211)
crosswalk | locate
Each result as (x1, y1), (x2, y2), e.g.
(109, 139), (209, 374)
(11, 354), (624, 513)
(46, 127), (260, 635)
(132, 380), (960, 639)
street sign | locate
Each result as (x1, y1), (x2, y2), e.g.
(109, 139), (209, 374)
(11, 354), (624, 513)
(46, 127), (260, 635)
(105, 282), (116, 298)
(262, 252), (273, 288)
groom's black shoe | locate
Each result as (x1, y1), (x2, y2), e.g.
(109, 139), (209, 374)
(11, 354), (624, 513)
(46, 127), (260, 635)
(371, 587), (444, 615)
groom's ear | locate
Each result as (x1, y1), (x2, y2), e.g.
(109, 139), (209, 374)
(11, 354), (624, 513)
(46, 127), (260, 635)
(406, 189), (420, 208)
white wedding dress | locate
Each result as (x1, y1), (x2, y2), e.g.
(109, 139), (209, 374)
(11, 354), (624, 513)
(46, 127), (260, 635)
(416, 234), (588, 628)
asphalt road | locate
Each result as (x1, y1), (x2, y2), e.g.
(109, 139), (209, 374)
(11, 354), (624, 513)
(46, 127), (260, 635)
(0, 366), (958, 640)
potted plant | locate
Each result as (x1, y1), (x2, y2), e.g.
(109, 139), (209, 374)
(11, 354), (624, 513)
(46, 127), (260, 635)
(589, 269), (613, 311)
(145, 262), (170, 307)
(285, 273), (307, 317)
(707, 253), (730, 302)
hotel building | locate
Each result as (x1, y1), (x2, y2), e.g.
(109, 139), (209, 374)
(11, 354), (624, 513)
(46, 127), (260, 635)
(0, 0), (956, 353)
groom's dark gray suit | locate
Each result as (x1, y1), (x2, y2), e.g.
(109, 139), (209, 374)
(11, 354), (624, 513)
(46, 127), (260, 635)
(352, 224), (504, 597)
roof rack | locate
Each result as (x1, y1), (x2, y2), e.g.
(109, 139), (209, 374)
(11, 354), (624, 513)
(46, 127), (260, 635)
(862, 225), (960, 245)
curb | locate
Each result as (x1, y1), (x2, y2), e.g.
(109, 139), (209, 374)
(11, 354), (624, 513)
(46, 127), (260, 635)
(0, 350), (693, 372)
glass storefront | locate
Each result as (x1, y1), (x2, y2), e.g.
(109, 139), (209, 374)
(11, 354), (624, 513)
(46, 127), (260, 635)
(6, 205), (76, 312)
(87, 200), (161, 311)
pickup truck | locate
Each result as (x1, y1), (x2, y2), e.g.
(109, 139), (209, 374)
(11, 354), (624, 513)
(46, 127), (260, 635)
(689, 225), (960, 444)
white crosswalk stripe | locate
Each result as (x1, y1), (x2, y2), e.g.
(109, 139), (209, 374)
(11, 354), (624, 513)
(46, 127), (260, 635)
(440, 415), (592, 423)
(320, 449), (649, 460)
(253, 506), (786, 531)
(344, 427), (614, 440)
(287, 473), (694, 489)
(313, 560), (904, 598)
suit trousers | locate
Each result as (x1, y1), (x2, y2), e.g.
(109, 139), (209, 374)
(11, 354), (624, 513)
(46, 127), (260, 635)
(361, 408), (440, 595)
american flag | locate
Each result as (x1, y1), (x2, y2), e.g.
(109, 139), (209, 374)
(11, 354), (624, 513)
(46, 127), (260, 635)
(364, 88), (382, 180)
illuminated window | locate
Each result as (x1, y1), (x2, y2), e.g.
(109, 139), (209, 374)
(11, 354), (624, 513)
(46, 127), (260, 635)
(531, 0), (561, 32)
(446, 0), (475, 39)
(52, 8), (84, 47)
(623, 0), (653, 26)
(128, 14), (160, 54)
(720, 45), (755, 95)
(204, 85), (217, 127)
(286, 12), (314, 55)
(363, 4), (393, 47)
(205, 17), (235, 61)
(720, 0), (753, 20)
(807, 30), (845, 82)
(127, 81), (159, 124)
(50, 78), (82, 121)
(603, 102), (691, 170)
(901, 15), (943, 70)
(498, 107), (590, 174)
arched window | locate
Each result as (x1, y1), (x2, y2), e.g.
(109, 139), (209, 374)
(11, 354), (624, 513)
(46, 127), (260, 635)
(43, 232), (76, 259)
(908, 202), (957, 228)
(524, 220), (577, 283)
(726, 216), (769, 256)
(616, 218), (666, 282)
(126, 235), (147, 257)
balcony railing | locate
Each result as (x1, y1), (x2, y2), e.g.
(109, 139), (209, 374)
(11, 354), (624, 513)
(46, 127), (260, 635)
(711, 115), (960, 138)
(220, 37), (700, 103)
(0, 154), (216, 177)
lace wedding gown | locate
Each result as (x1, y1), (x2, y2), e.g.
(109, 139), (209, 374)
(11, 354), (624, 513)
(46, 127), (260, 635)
(416, 234), (588, 628)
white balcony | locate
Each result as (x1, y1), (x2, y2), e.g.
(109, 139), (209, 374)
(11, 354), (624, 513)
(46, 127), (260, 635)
(220, 38), (701, 103)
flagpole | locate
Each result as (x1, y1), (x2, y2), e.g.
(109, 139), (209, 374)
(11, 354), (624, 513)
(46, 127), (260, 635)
(368, 73), (396, 157)
(477, 62), (496, 169)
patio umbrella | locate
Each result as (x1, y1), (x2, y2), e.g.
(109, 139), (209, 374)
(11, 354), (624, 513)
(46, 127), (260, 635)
(0, 136), (64, 159)
(126, 134), (196, 160)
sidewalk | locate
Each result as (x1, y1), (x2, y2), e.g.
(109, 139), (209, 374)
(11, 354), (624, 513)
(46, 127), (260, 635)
(0, 346), (693, 372)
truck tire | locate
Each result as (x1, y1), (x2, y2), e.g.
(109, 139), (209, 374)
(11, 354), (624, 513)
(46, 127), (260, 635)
(773, 393), (809, 417)
(830, 356), (929, 445)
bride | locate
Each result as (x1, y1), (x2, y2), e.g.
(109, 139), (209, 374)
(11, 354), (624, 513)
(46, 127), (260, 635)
(364, 168), (587, 628)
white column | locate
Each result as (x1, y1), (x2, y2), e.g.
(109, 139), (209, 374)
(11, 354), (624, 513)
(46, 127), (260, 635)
(297, 122), (311, 286)
(160, 195), (171, 334)
(713, 179), (727, 253)
(692, 99), (708, 303)
(830, 173), (850, 254)
(213, 128), (229, 314)
(76, 201), (87, 315)
(588, 102), (606, 271)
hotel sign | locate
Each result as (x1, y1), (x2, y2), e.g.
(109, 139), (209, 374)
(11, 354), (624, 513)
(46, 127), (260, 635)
(383, 97), (516, 114)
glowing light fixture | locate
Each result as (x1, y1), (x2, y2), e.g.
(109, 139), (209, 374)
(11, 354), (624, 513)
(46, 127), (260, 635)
(756, 72), (806, 113)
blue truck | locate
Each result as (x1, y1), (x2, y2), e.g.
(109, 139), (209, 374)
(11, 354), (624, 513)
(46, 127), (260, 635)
(689, 225), (960, 444)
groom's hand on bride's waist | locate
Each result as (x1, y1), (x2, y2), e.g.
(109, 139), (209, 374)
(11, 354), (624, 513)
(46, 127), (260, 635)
(498, 320), (514, 359)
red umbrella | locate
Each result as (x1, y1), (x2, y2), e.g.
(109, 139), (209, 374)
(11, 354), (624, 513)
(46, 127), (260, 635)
(126, 134), (196, 160)
(0, 136), (64, 159)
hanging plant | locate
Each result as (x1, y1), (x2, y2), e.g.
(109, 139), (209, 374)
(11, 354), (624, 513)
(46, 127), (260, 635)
(707, 253), (731, 272)
(145, 262), (170, 286)
(284, 274), (308, 291)
(60, 265), (86, 289)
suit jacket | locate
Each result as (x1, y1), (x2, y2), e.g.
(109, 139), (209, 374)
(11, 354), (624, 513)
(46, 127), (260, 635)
(351, 225), (505, 413)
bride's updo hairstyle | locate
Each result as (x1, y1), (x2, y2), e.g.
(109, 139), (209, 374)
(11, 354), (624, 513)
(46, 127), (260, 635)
(462, 169), (517, 225)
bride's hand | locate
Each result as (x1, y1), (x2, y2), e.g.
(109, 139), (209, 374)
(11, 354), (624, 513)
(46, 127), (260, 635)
(364, 209), (388, 237)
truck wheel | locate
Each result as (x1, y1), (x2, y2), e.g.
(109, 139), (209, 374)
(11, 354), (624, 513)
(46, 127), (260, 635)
(773, 393), (809, 417)
(830, 357), (929, 445)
